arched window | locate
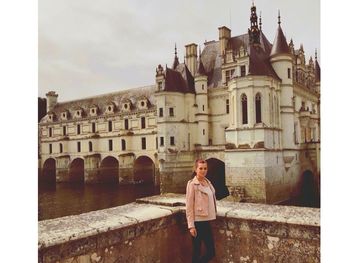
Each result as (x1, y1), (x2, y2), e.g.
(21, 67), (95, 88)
(241, 94), (248, 124)
(255, 93), (262, 124)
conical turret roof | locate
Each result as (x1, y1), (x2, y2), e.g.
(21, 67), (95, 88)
(315, 60), (321, 82)
(270, 25), (290, 57)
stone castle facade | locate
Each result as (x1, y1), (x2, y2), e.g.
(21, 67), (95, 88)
(39, 4), (320, 204)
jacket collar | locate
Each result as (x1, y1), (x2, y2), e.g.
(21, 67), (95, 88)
(192, 176), (209, 185)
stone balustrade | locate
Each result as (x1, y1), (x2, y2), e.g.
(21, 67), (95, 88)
(39, 194), (320, 263)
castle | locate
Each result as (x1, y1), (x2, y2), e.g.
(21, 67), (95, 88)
(39, 4), (320, 205)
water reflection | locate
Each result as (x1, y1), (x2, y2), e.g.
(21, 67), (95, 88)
(38, 183), (160, 221)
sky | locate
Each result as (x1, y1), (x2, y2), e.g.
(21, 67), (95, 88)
(39, 0), (320, 102)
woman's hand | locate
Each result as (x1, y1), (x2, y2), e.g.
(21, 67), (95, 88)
(189, 227), (197, 237)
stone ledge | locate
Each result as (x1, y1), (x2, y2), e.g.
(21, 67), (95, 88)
(39, 201), (181, 249)
(137, 194), (320, 227)
(39, 194), (320, 249)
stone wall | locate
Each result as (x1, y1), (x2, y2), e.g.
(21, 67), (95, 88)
(39, 194), (320, 263)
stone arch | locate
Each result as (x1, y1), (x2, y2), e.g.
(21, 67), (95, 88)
(42, 158), (56, 184)
(296, 170), (320, 207)
(134, 156), (155, 184)
(100, 156), (119, 184)
(206, 158), (229, 200)
(69, 158), (85, 183)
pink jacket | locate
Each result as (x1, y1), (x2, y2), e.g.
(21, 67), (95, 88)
(185, 176), (217, 229)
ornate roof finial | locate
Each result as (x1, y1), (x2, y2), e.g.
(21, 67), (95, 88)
(249, 1), (260, 45)
(259, 11), (262, 31)
(278, 10), (281, 25)
(252, 0), (255, 6)
(315, 49), (318, 61)
(172, 43), (180, 69)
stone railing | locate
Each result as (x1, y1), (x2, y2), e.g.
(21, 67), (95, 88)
(38, 194), (320, 263)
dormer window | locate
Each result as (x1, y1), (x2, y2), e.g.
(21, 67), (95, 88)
(47, 111), (55, 122)
(137, 96), (149, 110)
(60, 110), (68, 120)
(89, 105), (98, 116)
(121, 99), (132, 112)
(105, 102), (116, 114)
(74, 108), (83, 119)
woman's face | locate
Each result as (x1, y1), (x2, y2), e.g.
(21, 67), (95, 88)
(195, 162), (208, 179)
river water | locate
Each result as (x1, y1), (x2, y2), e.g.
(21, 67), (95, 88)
(38, 183), (160, 221)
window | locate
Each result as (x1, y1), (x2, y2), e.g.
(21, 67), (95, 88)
(49, 144), (52, 154)
(159, 108), (163, 117)
(202, 84), (204, 90)
(203, 129), (205, 135)
(202, 105), (205, 111)
(240, 65), (246, 77)
(141, 117), (146, 129)
(108, 121), (112, 132)
(225, 70), (230, 84)
(77, 124), (81, 135)
(255, 93), (262, 123)
(288, 68), (291, 79)
(92, 122), (96, 133)
(89, 141), (93, 152)
(156, 137), (158, 149)
(241, 94), (248, 124)
(59, 143), (63, 153)
(226, 99), (229, 114)
(160, 137), (164, 146)
(158, 81), (162, 90)
(124, 119), (129, 130)
(141, 137), (146, 150)
(63, 126), (66, 136)
(121, 139), (126, 150)
(49, 127), (52, 137)
(170, 136), (175, 146)
(108, 140), (113, 151)
(169, 107), (174, 117)
(77, 142), (81, 152)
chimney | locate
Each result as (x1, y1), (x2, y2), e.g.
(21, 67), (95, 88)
(218, 26), (231, 56)
(185, 43), (198, 76)
(45, 91), (58, 112)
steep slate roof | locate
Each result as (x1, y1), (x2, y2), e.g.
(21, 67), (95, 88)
(196, 56), (207, 77)
(40, 85), (156, 123)
(201, 41), (222, 88)
(165, 64), (195, 94)
(315, 60), (321, 82)
(248, 45), (281, 80)
(270, 25), (290, 57)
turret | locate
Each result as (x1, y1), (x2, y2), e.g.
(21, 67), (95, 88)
(315, 49), (321, 92)
(269, 11), (295, 150)
(194, 46), (209, 145)
(45, 91), (58, 113)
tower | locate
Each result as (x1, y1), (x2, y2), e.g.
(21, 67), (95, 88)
(194, 47), (209, 146)
(270, 11), (294, 150)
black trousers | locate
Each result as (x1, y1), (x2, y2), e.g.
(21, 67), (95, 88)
(192, 221), (215, 263)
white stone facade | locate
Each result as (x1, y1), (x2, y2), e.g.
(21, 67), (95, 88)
(39, 4), (320, 204)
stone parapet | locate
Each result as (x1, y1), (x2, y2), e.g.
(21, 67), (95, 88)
(39, 194), (320, 263)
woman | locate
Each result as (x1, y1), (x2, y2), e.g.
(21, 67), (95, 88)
(186, 159), (217, 263)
